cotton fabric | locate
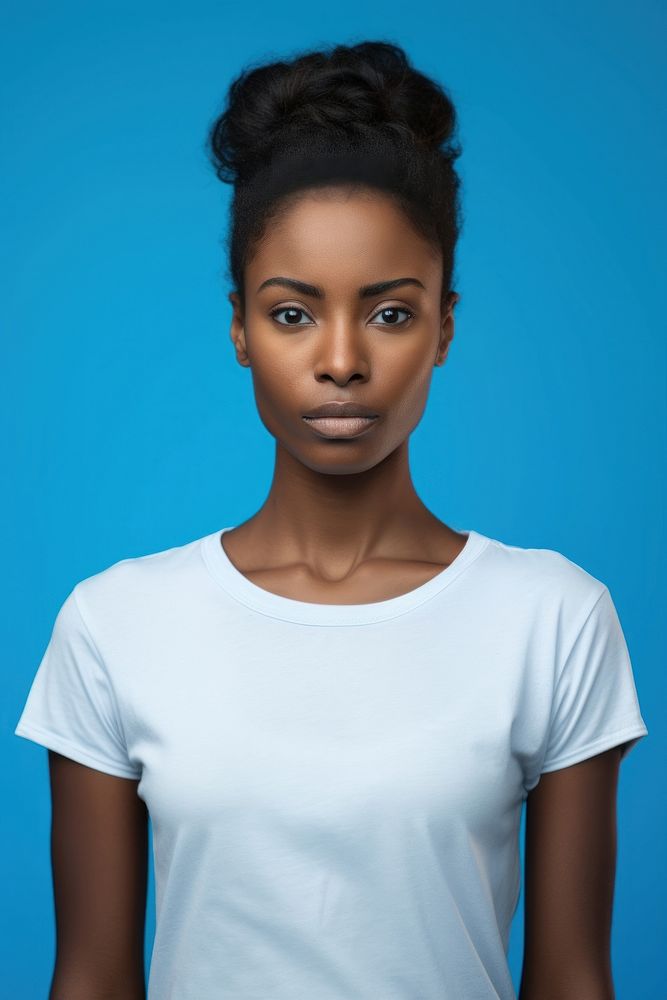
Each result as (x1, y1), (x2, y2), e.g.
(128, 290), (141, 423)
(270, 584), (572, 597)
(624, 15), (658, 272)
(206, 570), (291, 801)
(15, 526), (648, 999)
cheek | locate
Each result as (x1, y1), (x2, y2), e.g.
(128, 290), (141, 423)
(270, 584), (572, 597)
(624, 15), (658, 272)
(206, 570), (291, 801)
(247, 356), (303, 435)
(382, 351), (436, 421)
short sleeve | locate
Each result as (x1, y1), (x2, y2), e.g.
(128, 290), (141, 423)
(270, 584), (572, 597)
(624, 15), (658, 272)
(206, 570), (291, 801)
(14, 585), (141, 779)
(540, 585), (648, 774)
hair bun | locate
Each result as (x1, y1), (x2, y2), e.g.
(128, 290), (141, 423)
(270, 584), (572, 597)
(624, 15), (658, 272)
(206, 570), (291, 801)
(208, 41), (460, 184)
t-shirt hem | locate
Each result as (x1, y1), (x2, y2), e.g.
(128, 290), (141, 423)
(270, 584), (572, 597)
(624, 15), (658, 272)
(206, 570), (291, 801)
(14, 721), (142, 779)
(539, 720), (649, 774)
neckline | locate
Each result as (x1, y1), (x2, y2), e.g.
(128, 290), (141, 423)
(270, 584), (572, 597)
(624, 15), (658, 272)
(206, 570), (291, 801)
(201, 525), (490, 626)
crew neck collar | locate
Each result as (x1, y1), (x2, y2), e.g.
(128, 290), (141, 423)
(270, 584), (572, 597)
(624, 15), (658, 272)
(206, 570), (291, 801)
(201, 526), (490, 626)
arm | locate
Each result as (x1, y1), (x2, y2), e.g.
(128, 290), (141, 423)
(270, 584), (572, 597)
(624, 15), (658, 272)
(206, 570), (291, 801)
(47, 750), (148, 1000)
(519, 744), (624, 1000)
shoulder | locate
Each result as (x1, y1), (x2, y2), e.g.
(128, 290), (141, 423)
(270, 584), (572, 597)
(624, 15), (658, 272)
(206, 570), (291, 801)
(71, 531), (210, 626)
(477, 531), (607, 635)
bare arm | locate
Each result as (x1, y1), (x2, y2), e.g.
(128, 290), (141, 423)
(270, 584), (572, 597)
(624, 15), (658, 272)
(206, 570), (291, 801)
(47, 750), (148, 1000)
(519, 744), (624, 1000)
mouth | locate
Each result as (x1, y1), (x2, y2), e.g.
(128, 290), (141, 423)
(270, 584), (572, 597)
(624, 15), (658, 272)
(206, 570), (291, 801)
(302, 415), (379, 439)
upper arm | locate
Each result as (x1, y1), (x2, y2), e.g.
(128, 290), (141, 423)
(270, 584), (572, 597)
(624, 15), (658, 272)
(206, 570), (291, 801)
(520, 744), (624, 1000)
(48, 750), (148, 1000)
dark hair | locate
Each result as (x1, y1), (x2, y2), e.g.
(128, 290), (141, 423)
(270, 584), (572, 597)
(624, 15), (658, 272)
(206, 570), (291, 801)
(205, 40), (464, 312)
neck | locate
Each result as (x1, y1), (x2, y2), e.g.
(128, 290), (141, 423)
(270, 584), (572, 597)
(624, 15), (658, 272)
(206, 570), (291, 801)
(236, 438), (448, 567)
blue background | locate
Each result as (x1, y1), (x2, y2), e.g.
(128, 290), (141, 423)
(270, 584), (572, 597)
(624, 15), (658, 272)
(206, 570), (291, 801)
(3, 1), (664, 996)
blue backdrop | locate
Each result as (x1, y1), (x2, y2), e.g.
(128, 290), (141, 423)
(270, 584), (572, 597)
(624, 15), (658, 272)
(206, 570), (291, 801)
(2, 1), (664, 996)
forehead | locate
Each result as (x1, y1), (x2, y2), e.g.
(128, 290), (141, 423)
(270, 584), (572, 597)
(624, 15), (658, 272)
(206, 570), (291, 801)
(249, 187), (441, 291)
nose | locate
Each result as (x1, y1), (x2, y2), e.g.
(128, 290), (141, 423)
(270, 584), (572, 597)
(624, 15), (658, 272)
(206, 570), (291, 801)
(312, 321), (371, 386)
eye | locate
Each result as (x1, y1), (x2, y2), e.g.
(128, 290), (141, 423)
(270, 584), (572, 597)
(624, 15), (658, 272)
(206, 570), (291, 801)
(370, 306), (415, 326)
(269, 306), (313, 326)
(268, 304), (415, 327)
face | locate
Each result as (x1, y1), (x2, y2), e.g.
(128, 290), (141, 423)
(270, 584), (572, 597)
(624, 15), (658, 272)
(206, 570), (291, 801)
(228, 187), (458, 475)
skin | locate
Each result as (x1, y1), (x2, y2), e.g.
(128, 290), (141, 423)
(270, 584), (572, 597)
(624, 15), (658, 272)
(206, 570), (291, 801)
(48, 753), (147, 1000)
(47, 184), (624, 999)
(520, 747), (624, 1000)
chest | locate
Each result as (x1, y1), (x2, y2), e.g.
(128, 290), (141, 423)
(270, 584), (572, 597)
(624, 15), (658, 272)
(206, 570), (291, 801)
(121, 612), (533, 841)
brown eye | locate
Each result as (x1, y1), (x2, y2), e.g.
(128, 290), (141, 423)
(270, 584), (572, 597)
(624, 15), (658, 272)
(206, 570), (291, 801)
(269, 306), (313, 326)
(372, 306), (414, 326)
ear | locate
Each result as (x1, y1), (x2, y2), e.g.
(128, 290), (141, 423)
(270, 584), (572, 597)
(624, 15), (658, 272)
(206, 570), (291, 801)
(229, 291), (251, 368)
(434, 292), (459, 367)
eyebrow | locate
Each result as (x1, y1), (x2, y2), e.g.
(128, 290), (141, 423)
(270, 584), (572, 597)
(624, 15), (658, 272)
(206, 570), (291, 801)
(256, 276), (426, 299)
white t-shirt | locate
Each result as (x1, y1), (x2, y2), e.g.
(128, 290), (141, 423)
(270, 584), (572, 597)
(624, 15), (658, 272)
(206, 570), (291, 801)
(14, 526), (648, 1000)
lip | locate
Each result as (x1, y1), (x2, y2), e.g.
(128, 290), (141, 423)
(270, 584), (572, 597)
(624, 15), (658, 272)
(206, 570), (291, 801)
(302, 415), (379, 439)
(302, 401), (379, 419)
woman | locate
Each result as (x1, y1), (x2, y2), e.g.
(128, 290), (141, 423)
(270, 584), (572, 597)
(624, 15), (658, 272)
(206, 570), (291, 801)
(15, 40), (648, 1000)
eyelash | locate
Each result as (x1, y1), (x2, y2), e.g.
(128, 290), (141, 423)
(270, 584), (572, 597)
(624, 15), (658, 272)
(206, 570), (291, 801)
(268, 305), (415, 327)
